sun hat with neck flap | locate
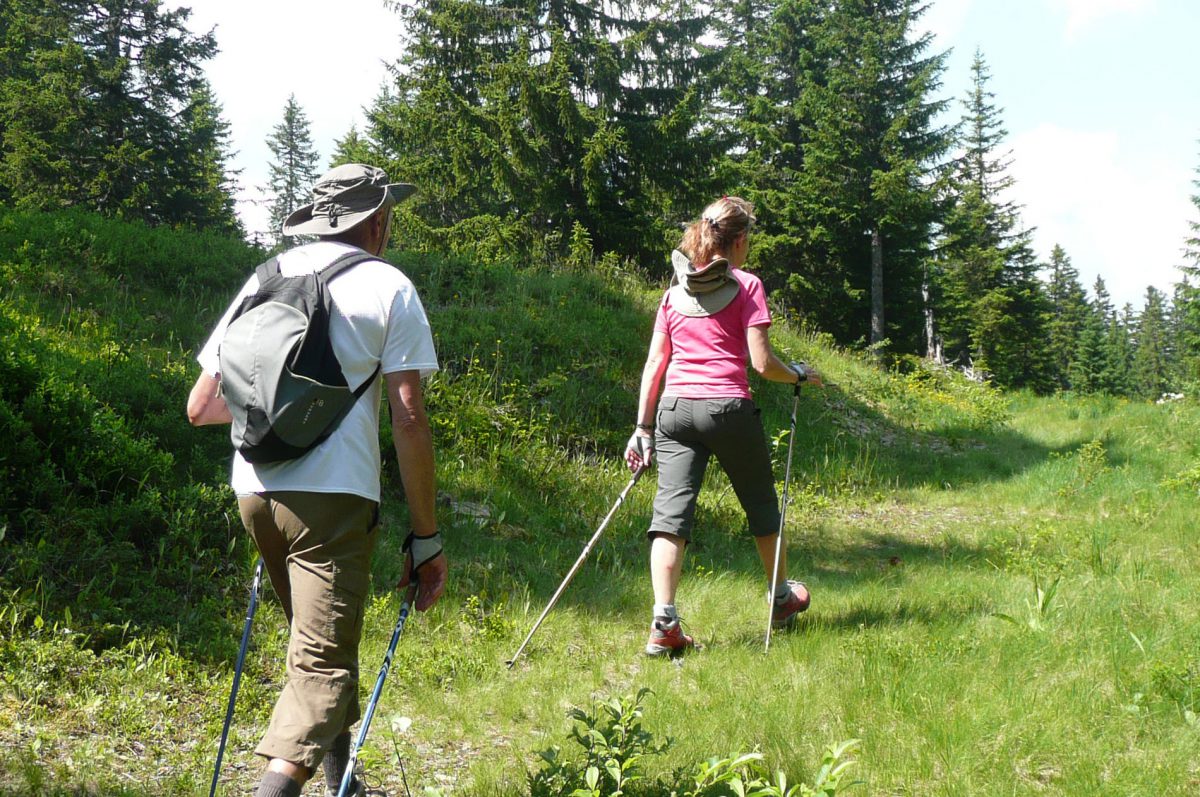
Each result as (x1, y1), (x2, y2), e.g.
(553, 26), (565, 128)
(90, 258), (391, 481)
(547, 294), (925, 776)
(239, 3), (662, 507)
(668, 249), (741, 317)
(282, 163), (416, 237)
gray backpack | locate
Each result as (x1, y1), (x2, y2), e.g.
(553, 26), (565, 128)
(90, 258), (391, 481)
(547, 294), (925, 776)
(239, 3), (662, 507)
(218, 251), (380, 464)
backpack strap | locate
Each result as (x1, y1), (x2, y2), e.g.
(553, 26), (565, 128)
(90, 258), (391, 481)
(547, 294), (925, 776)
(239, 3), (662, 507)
(317, 250), (379, 285)
(353, 363), (382, 399)
(321, 249), (383, 397)
(254, 257), (282, 285)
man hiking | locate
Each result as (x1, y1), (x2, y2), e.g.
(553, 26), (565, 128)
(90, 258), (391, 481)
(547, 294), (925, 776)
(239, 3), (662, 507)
(187, 163), (446, 797)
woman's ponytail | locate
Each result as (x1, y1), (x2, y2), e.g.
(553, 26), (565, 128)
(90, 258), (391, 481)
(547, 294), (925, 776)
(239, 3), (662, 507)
(678, 196), (756, 266)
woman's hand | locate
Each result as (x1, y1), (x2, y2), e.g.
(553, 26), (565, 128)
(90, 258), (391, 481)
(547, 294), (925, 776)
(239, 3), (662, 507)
(625, 429), (654, 473)
(791, 362), (823, 387)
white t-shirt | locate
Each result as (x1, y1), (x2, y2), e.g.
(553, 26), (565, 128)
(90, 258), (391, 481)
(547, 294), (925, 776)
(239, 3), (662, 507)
(197, 241), (439, 501)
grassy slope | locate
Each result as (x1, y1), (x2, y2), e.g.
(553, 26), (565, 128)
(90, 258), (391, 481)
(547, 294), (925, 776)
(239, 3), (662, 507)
(3, 213), (1200, 795)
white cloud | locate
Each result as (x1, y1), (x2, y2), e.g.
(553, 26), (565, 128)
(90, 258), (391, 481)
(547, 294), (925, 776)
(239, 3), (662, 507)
(168, 0), (406, 239)
(1052, 0), (1155, 41)
(1007, 123), (1194, 308)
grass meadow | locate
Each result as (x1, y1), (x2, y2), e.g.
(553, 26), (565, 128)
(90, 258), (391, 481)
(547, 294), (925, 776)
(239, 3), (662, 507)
(3, 210), (1200, 795)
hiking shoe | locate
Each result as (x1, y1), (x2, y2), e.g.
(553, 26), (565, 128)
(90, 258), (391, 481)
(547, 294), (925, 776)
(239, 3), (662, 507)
(771, 580), (811, 628)
(644, 619), (695, 657)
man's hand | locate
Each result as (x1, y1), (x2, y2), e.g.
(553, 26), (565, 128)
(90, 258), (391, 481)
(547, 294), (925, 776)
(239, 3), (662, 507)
(624, 429), (654, 474)
(397, 531), (447, 611)
(398, 551), (447, 611)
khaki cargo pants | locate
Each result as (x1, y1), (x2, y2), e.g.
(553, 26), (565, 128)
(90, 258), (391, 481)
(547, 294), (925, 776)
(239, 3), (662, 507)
(238, 490), (380, 771)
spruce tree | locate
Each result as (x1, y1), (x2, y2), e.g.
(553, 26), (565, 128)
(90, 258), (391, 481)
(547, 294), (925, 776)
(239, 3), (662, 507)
(1168, 279), (1200, 385)
(709, 0), (820, 303)
(330, 124), (376, 168)
(266, 94), (320, 248)
(1104, 303), (1137, 397)
(1043, 245), (1090, 390)
(936, 50), (1050, 389)
(1173, 144), (1200, 383)
(1083, 277), (1120, 393)
(792, 0), (951, 351)
(366, 0), (716, 262)
(1131, 287), (1171, 399)
(162, 81), (241, 236)
(0, 0), (235, 228)
(1185, 142), (1200, 267)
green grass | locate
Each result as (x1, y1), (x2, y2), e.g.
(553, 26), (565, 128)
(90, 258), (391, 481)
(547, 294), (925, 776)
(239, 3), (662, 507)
(3, 210), (1200, 794)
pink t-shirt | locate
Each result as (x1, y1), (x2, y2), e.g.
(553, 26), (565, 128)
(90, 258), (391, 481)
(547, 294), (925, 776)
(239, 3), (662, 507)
(654, 268), (771, 399)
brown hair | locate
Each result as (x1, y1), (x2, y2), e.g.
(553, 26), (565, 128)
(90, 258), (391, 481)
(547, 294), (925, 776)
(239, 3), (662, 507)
(678, 196), (756, 266)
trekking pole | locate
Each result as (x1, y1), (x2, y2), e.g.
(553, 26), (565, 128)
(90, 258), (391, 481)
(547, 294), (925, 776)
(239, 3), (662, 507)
(336, 583), (419, 797)
(506, 466), (647, 669)
(209, 557), (263, 797)
(765, 382), (801, 653)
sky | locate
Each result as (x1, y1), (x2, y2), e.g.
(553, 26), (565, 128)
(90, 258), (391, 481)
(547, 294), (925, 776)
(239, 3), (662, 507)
(171, 0), (1200, 310)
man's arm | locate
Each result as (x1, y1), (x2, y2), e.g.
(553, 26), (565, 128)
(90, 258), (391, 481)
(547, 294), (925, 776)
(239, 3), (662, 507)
(386, 369), (446, 611)
(187, 372), (232, 426)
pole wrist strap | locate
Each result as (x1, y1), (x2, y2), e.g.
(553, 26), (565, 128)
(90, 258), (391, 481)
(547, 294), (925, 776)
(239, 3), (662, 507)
(403, 531), (443, 572)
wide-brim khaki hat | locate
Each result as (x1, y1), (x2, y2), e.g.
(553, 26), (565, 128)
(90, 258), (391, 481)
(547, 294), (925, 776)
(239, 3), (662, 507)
(282, 163), (416, 237)
(668, 249), (740, 317)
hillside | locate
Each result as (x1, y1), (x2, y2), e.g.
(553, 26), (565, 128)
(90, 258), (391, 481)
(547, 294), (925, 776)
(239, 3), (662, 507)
(3, 211), (1200, 795)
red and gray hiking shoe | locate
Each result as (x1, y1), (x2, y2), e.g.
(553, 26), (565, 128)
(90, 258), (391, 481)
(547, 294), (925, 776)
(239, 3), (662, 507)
(771, 580), (811, 628)
(645, 619), (695, 657)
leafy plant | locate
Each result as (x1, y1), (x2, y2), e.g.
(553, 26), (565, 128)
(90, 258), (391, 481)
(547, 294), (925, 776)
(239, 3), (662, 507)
(995, 573), (1061, 632)
(529, 692), (861, 797)
(530, 688), (667, 797)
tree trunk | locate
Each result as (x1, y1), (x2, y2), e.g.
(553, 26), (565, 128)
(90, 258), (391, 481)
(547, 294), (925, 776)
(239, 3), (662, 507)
(922, 267), (942, 362)
(870, 227), (885, 348)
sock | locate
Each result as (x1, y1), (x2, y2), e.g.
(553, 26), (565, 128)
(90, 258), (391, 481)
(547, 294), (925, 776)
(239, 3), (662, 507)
(255, 771), (302, 797)
(323, 732), (353, 793)
(774, 582), (792, 604)
(653, 603), (679, 627)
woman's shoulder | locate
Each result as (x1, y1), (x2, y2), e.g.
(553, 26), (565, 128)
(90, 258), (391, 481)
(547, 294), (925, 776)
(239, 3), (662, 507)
(731, 268), (765, 291)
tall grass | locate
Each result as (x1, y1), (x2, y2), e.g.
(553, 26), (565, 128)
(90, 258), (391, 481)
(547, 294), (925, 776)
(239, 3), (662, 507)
(3, 210), (1200, 794)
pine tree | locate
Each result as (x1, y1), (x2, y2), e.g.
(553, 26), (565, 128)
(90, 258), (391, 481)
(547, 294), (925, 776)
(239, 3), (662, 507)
(1168, 280), (1198, 385)
(1131, 287), (1171, 399)
(790, 0), (951, 351)
(936, 50), (1050, 389)
(1043, 245), (1090, 390)
(266, 94), (320, 248)
(329, 123), (376, 168)
(1185, 141), (1200, 267)
(1173, 144), (1200, 383)
(1103, 303), (1136, 396)
(709, 0), (820, 302)
(1079, 277), (1117, 393)
(161, 81), (241, 235)
(0, 0), (235, 228)
(365, 0), (717, 261)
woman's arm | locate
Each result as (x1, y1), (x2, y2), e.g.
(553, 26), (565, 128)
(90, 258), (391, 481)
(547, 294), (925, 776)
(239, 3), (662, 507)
(636, 330), (671, 426)
(747, 325), (799, 383)
(747, 325), (823, 386)
(625, 331), (671, 473)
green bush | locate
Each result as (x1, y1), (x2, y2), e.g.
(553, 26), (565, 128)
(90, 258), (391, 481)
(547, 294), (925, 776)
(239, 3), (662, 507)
(527, 690), (861, 797)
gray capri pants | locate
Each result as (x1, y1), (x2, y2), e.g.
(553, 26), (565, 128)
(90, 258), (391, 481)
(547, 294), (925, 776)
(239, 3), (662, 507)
(649, 396), (781, 541)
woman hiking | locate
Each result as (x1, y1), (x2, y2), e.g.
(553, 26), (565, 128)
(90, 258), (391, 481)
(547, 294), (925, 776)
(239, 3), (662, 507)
(624, 195), (822, 656)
